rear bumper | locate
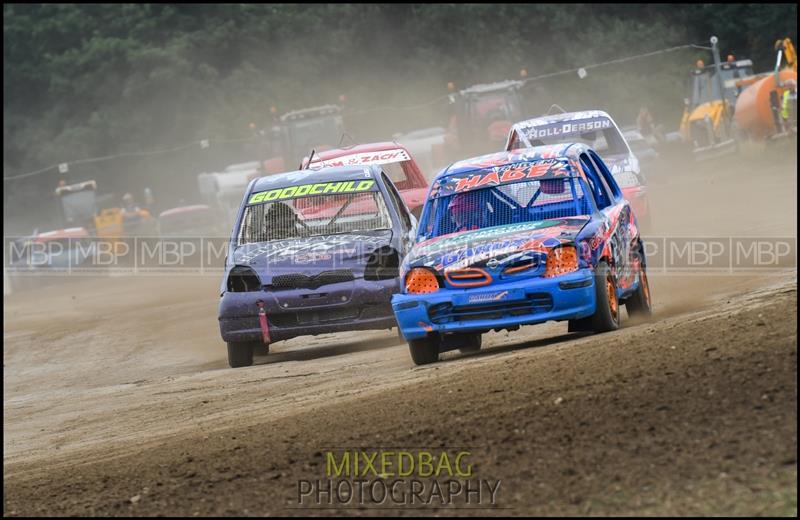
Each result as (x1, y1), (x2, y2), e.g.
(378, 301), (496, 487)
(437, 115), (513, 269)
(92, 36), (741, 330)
(219, 278), (398, 343)
(391, 268), (596, 341)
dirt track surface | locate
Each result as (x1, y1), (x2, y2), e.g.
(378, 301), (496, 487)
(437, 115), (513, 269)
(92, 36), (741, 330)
(3, 150), (798, 515)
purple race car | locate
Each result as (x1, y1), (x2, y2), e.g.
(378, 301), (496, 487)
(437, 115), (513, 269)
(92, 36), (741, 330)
(218, 166), (417, 367)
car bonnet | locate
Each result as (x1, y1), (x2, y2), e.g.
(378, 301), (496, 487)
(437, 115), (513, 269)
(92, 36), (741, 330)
(231, 229), (393, 284)
(405, 217), (589, 274)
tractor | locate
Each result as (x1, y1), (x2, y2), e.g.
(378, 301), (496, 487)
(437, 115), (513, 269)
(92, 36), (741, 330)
(260, 104), (347, 173)
(447, 79), (527, 158)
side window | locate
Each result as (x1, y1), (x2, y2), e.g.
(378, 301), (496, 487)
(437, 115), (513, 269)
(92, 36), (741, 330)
(589, 151), (622, 199)
(423, 197), (440, 239)
(507, 130), (526, 151)
(579, 154), (611, 209)
(381, 173), (412, 230)
(588, 155), (616, 201)
(400, 160), (425, 189)
(383, 161), (409, 189)
(602, 128), (630, 155)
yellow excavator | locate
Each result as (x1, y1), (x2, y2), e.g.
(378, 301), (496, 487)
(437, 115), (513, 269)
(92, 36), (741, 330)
(679, 37), (797, 159)
(55, 180), (156, 239)
(678, 44), (755, 159)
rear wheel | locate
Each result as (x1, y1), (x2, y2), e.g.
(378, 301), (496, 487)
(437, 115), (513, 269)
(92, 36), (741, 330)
(227, 341), (255, 368)
(625, 265), (652, 317)
(408, 335), (441, 365)
(590, 261), (620, 333)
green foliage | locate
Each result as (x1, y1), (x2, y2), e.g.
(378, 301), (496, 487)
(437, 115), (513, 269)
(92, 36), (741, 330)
(3, 3), (798, 176)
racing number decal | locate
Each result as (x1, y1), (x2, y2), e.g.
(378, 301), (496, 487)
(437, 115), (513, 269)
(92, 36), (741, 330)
(247, 180), (375, 205)
(451, 160), (569, 192)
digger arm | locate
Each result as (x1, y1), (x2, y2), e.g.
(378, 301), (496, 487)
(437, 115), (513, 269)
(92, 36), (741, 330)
(775, 38), (797, 72)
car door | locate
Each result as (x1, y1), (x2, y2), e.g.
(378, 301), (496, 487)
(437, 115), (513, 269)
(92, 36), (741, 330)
(580, 152), (637, 291)
(592, 150), (641, 290)
(380, 172), (417, 256)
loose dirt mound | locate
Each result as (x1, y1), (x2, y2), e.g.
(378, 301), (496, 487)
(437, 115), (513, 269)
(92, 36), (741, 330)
(4, 281), (796, 516)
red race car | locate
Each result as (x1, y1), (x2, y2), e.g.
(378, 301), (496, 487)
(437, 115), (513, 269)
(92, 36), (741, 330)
(302, 142), (430, 218)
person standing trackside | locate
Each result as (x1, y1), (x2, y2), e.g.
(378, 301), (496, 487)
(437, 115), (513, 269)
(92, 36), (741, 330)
(637, 106), (666, 146)
(781, 79), (797, 133)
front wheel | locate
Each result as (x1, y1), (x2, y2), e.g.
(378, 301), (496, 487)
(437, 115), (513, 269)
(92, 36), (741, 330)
(227, 341), (256, 368)
(408, 335), (441, 365)
(590, 261), (620, 333)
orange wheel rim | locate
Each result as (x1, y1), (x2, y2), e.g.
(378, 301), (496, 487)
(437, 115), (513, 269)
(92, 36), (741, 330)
(606, 273), (618, 319)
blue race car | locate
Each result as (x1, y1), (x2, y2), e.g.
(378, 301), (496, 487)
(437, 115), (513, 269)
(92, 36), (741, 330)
(219, 166), (417, 367)
(391, 143), (652, 365)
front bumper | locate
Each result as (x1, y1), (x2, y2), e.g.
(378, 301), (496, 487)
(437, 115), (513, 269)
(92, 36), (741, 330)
(219, 278), (398, 343)
(391, 268), (596, 341)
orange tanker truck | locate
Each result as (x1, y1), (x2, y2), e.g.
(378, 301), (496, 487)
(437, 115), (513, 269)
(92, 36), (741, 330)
(733, 38), (797, 141)
(680, 36), (796, 159)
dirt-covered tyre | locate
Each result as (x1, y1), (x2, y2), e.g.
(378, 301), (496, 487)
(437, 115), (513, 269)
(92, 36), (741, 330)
(590, 261), (621, 333)
(625, 265), (652, 317)
(227, 341), (255, 368)
(408, 335), (441, 365)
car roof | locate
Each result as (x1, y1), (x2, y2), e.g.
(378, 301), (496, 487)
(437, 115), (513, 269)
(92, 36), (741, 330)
(249, 165), (382, 193)
(511, 110), (615, 131)
(309, 141), (410, 161)
(438, 144), (590, 180)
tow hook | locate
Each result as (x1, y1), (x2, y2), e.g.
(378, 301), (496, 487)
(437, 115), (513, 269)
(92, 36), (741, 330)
(256, 300), (271, 344)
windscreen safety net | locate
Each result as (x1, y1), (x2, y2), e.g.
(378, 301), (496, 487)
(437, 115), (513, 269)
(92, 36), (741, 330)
(420, 177), (592, 240)
(238, 191), (392, 245)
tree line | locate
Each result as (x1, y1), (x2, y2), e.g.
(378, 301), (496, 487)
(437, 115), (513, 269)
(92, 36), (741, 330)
(3, 3), (796, 223)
